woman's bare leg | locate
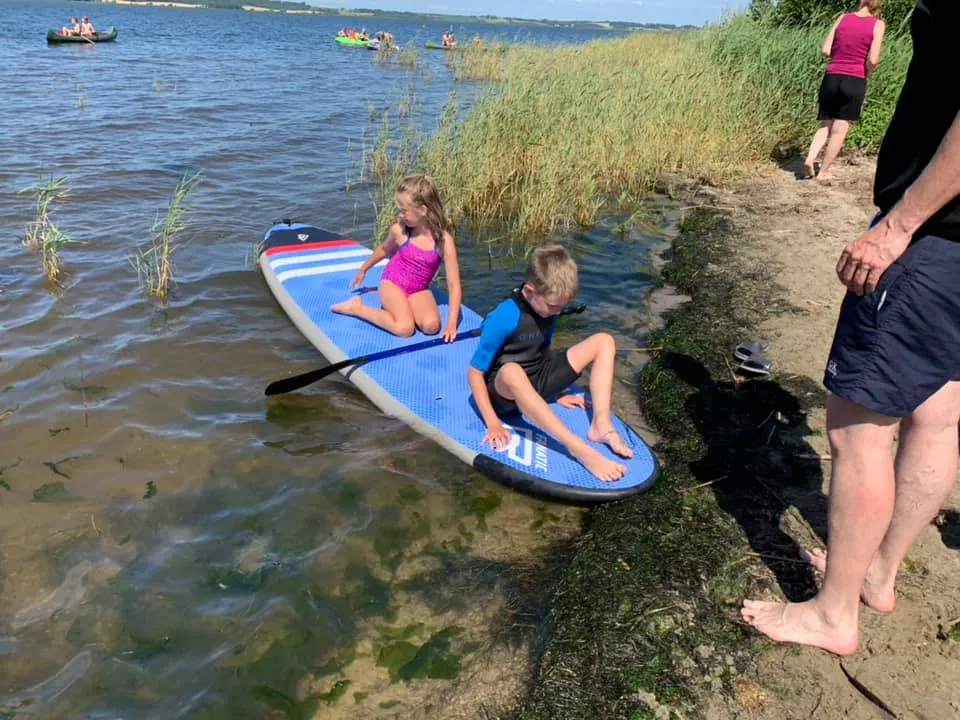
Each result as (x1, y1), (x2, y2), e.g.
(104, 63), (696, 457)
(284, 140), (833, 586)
(804, 121), (831, 177)
(817, 119), (850, 180)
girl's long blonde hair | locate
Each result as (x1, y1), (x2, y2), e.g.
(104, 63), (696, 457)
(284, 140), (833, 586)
(397, 174), (450, 254)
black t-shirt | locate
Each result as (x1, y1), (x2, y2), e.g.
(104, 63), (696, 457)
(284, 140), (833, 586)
(873, 0), (960, 240)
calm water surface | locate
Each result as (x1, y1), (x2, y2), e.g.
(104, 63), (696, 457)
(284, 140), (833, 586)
(0, 2), (674, 717)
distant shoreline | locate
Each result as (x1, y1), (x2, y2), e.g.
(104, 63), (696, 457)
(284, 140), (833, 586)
(74, 0), (690, 31)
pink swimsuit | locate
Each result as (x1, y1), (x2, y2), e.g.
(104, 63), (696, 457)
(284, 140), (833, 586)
(380, 228), (442, 296)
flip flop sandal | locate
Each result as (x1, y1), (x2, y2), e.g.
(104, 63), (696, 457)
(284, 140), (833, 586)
(734, 339), (770, 361)
(737, 356), (771, 376)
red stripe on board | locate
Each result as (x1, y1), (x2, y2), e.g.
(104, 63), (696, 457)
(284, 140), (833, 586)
(264, 239), (358, 257)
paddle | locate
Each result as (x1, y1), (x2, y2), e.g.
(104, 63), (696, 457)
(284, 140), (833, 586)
(264, 302), (586, 396)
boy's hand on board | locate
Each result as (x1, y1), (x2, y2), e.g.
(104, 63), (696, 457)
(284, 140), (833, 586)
(482, 423), (512, 451)
(556, 394), (588, 410)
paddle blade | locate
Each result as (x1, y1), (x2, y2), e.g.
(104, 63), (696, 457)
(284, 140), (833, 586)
(264, 361), (355, 396)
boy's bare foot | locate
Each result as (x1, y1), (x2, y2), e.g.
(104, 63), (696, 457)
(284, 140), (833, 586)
(587, 424), (634, 459)
(801, 548), (896, 613)
(331, 296), (362, 315)
(815, 170), (834, 182)
(803, 161), (815, 179)
(571, 445), (627, 482)
(740, 598), (859, 656)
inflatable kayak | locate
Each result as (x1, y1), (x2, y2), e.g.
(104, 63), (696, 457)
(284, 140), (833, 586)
(259, 222), (659, 504)
(335, 36), (370, 47)
(47, 27), (118, 44)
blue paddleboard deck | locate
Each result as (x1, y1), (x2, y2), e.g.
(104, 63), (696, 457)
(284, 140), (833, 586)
(259, 223), (659, 503)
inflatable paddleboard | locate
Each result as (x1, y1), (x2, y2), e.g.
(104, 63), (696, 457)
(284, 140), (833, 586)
(259, 223), (659, 503)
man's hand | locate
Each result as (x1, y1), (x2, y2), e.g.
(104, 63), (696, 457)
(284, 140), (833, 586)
(836, 215), (912, 295)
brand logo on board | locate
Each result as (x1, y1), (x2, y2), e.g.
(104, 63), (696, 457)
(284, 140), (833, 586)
(501, 424), (548, 473)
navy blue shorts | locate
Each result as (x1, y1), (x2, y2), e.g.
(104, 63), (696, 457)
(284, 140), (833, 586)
(823, 233), (960, 417)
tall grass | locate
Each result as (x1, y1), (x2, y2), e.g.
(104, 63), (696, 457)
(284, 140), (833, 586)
(19, 176), (75, 286)
(133, 172), (201, 300)
(447, 43), (509, 82)
(374, 44), (417, 68)
(381, 15), (909, 240)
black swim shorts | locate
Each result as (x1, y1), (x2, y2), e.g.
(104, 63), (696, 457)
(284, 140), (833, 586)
(823, 233), (960, 417)
(487, 349), (581, 416)
(818, 73), (867, 122)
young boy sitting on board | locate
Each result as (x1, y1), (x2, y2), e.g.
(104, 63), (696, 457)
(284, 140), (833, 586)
(467, 245), (633, 482)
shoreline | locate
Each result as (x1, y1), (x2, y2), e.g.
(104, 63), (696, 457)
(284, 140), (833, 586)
(511, 159), (960, 719)
(514, 196), (805, 718)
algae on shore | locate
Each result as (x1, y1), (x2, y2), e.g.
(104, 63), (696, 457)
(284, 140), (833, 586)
(514, 209), (829, 718)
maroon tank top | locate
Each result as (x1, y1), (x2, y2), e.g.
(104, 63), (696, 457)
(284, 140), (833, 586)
(826, 13), (877, 79)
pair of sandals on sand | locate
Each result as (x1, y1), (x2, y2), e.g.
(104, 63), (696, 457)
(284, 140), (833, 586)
(734, 338), (771, 376)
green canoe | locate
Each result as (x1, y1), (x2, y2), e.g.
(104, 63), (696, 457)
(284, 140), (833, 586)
(424, 41), (460, 51)
(47, 26), (118, 44)
(335, 36), (370, 47)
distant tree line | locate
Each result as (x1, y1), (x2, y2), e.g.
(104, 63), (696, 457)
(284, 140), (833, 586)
(99, 0), (691, 28)
(749, 0), (914, 31)
(190, 0), (313, 8)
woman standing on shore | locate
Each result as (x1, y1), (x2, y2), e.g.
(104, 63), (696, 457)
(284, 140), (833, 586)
(803, 0), (885, 181)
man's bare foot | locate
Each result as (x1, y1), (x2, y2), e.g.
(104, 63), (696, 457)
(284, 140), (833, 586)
(587, 424), (634, 459)
(803, 161), (815, 179)
(571, 445), (627, 482)
(801, 548), (896, 613)
(740, 598), (858, 656)
(331, 296), (362, 316)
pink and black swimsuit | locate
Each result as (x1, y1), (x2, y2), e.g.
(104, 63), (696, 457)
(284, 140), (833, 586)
(380, 227), (442, 296)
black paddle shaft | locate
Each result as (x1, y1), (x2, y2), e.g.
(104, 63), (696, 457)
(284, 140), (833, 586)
(264, 303), (586, 397)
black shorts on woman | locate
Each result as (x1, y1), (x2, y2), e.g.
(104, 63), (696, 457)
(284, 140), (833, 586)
(818, 73), (867, 121)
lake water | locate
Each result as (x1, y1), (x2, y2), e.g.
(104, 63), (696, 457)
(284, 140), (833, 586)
(0, 2), (674, 717)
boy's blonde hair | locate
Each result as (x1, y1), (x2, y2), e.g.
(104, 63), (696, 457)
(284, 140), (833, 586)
(525, 244), (578, 300)
(860, 0), (882, 14)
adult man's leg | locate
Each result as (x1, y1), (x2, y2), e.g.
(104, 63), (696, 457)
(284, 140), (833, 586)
(863, 381), (960, 608)
(741, 395), (898, 655)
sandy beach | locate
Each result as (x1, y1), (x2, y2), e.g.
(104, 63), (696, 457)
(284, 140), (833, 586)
(703, 157), (960, 719)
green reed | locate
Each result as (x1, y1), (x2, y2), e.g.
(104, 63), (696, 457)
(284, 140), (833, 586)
(378, 14), (909, 240)
(448, 43), (508, 82)
(133, 172), (201, 300)
(19, 176), (75, 286)
(395, 48), (417, 68)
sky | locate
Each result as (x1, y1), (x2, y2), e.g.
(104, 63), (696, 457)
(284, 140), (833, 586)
(308, 0), (752, 27)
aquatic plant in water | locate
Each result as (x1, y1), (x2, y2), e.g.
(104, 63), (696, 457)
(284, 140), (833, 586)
(19, 176), (75, 286)
(133, 171), (201, 300)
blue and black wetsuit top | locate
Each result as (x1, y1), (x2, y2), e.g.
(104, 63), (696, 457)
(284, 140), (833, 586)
(469, 288), (556, 379)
